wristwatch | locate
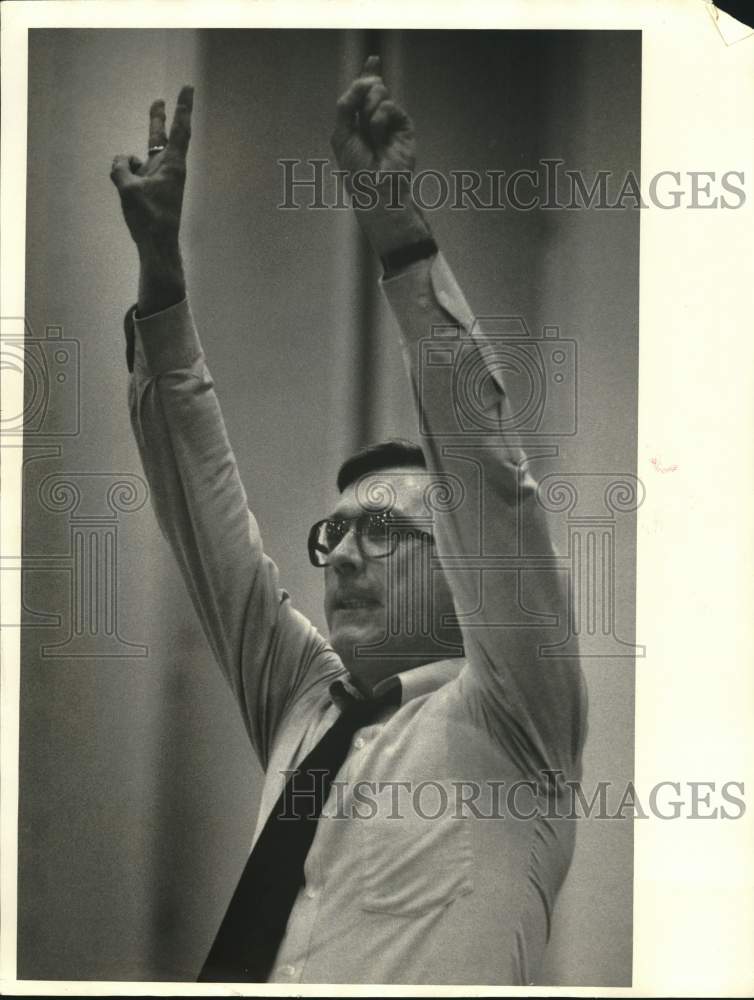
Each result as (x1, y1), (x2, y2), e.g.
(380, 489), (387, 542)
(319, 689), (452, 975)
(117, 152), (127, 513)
(380, 236), (439, 277)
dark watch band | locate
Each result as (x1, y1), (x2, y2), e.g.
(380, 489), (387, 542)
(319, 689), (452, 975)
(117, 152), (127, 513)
(380, 237), (439, 277)
(124, 303), (138, 373)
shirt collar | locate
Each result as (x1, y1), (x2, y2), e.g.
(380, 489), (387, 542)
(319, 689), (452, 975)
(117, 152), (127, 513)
(330, 658), (465, 710)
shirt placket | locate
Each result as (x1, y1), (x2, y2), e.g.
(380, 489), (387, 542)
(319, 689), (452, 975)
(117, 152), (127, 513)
(270, 718), (381, 983)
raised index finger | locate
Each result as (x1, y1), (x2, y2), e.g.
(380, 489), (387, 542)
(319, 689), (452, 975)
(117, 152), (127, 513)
(148, 99), (168, 152)
(360, 54), (382, 78)
(167, 85), (194, 159)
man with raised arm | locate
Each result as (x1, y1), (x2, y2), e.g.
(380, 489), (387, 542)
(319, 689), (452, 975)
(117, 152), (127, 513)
(111, 57), (587, 986)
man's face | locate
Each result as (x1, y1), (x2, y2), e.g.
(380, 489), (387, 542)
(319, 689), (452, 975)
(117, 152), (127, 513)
(323, 466), (462, 692)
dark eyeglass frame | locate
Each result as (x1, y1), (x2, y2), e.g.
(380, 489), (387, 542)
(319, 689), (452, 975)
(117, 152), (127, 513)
(307, 511), (434, 567)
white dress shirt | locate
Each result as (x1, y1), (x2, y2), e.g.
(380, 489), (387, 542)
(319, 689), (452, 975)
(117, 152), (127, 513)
(127, 252), (588, 985)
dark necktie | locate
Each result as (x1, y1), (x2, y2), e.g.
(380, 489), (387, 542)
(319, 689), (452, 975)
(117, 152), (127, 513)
(197, 679), (399, 983)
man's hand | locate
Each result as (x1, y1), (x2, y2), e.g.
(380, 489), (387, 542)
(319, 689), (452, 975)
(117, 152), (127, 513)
(331, 55), (415, 177)
(331, 57), (432, 258)
(111, 85), (193, 248)
(110, 86), (194, 316)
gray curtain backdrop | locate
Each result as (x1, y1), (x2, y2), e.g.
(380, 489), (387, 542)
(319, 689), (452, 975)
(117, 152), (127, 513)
(19, 28), (640, 985)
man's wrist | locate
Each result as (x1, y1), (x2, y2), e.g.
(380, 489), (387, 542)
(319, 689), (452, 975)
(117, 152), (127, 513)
(137, 237), (186, 317)
(353, 200), (433, 259)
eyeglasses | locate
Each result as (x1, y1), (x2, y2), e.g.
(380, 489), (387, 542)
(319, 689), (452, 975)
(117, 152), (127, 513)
(307, 512), (434, 567)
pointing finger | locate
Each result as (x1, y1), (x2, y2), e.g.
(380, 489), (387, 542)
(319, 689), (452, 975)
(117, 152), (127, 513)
(167, 84), (194, 158)
(148, 99), (168, 154)
(360, 54), (381, 78)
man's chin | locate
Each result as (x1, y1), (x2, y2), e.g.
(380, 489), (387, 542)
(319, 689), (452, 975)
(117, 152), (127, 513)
(330, 620), (384, 668)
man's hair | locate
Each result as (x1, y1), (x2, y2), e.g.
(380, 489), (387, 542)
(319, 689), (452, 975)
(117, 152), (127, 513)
(336, 438), (427, 492)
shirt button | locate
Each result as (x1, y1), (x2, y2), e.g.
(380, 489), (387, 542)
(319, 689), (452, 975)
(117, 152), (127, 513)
(353, 736), (366, 750)
(278, 964), (296, 977)
(305, 886), (318, 899)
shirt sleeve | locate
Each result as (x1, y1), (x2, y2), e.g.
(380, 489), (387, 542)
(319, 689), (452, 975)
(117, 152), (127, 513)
(380, 254), (588, 783)
(126, 299), (343, 770)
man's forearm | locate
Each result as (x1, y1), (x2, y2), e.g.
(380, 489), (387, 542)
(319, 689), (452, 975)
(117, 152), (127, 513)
(381, 255), (587, 779)
(137, 237), (186, 317)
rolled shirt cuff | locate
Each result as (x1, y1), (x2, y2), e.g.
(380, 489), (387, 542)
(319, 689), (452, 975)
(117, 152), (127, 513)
(124, 298), (203, 378)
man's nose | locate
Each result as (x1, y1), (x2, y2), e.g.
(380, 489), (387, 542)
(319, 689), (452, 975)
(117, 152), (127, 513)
(327, 525), (364, 572)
